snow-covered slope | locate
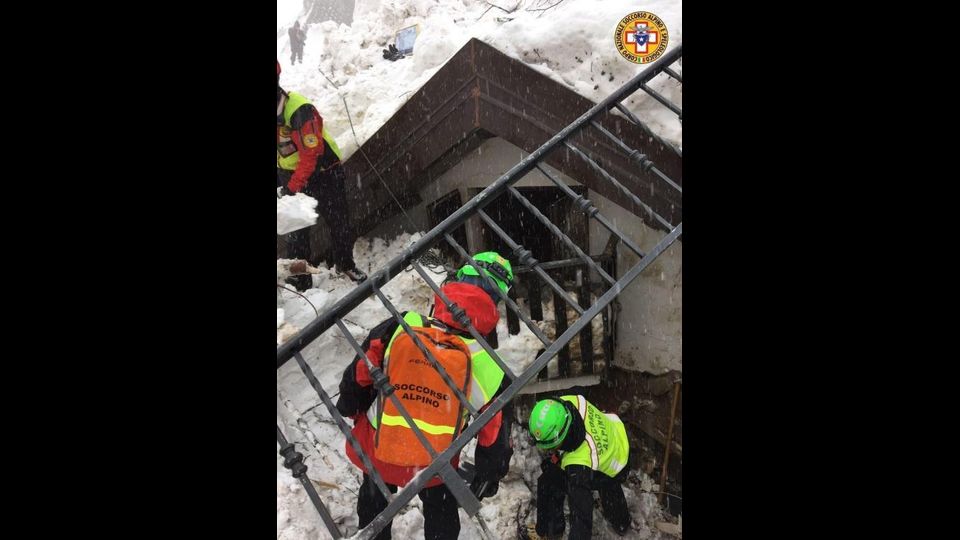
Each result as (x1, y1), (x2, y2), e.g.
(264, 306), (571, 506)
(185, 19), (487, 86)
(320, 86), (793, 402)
(278, 0), (681, 162)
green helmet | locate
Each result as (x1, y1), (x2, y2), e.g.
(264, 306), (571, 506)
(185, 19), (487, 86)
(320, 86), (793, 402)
(529, 399), (572, 450)
(456, 251), (514, 294)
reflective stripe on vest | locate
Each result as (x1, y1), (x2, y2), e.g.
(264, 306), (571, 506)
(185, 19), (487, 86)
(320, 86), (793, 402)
(575, 395), (599, 469)
(277, 91), (342, 171)
(379, 413), (456, 435)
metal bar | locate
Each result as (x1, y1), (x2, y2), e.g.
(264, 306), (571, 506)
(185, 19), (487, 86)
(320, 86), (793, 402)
(444, 234), (552, 348)
(588, 119), (646, 161)
(411, 259), (520, 381)
(528, 274), (544, 321)
(514, 254), (614, 274)
(640, 82), (682, 117)
(613, 102), (644, 126)
(295, 348), (393, 501)
(372, 383), (439, 459)
(277, 425), (343, 538)
(599, 239), (617, 378)
(476, 89), (674, 192)
(563, 141), (674, 231)
(435, 463), (483, 516)
(348, 224), (682, 540)
(663, 66), (682, 83)
(371, 284), (479, 416)
(477, 82), (665, 165)
(650, 166), (682, 194)
(553, 287), (570, 377)
(473, 507), (499, 540)
(507, 186), (615, 286)
(477, 210), (584, 316)
(476, 90), (683, 214)
(278, 45), (682, 368)
(588, 120), (682, 194)
(602, 303), (613, 377)
(608, 101), (682, 158)
(506, 287), (520, 335)
(578, 269), (594, 375)
(536, 164), (648, 260)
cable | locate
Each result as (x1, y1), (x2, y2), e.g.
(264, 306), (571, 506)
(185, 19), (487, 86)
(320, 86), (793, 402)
(277, 283), (320, 317)
(318, 67), (456, 273)
(417, 248), (449, 273)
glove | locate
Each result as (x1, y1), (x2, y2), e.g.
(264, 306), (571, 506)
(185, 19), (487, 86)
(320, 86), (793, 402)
(540, 452), (561, 473)
(382, 44), (403, 61)
(470, 474), (499, 501)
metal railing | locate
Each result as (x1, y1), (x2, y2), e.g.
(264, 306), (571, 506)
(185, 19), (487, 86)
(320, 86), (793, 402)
(278, 44), (682, 540)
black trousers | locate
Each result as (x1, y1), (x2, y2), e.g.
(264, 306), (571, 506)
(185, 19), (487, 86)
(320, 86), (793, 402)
(358, 473), (461, 540)
(279, 165), (358, 275)
(536, 465), (631, 539)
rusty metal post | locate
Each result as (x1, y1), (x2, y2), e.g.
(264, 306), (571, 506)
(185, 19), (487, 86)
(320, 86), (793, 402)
(659, 381), (681, 505)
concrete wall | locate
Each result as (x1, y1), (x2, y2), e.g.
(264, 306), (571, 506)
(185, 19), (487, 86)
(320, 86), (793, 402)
(590, 196), (682, 374)
(365, 137), (682, 374)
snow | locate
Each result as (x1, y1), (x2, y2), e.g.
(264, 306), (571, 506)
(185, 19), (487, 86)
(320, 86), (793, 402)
(278, 0), (303, 32)
(278, 0), (681, 162)
(278, 193), (320, 235)
(278, 1), (682, 537)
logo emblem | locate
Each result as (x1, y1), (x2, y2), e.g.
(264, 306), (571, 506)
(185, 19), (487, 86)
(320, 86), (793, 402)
(615, 11), (669, 64)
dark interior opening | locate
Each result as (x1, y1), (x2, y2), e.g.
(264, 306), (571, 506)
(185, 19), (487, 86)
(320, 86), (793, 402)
(477, 185), (588, 266)
(426, 189), (469, 264)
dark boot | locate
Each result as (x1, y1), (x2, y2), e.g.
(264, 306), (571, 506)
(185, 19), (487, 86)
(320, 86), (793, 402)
(286, 274), (313, 292)
(341, 267), (367, 283)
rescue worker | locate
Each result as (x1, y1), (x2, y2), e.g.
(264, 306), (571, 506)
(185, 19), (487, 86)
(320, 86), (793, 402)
(289, 21), (305, 64)
(277, 60), (367, 290)
(335, 253), (515, 540)
(454, 251), (513, 301)
(449, 250), (513, 346)
(527, 395), (633, 539)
